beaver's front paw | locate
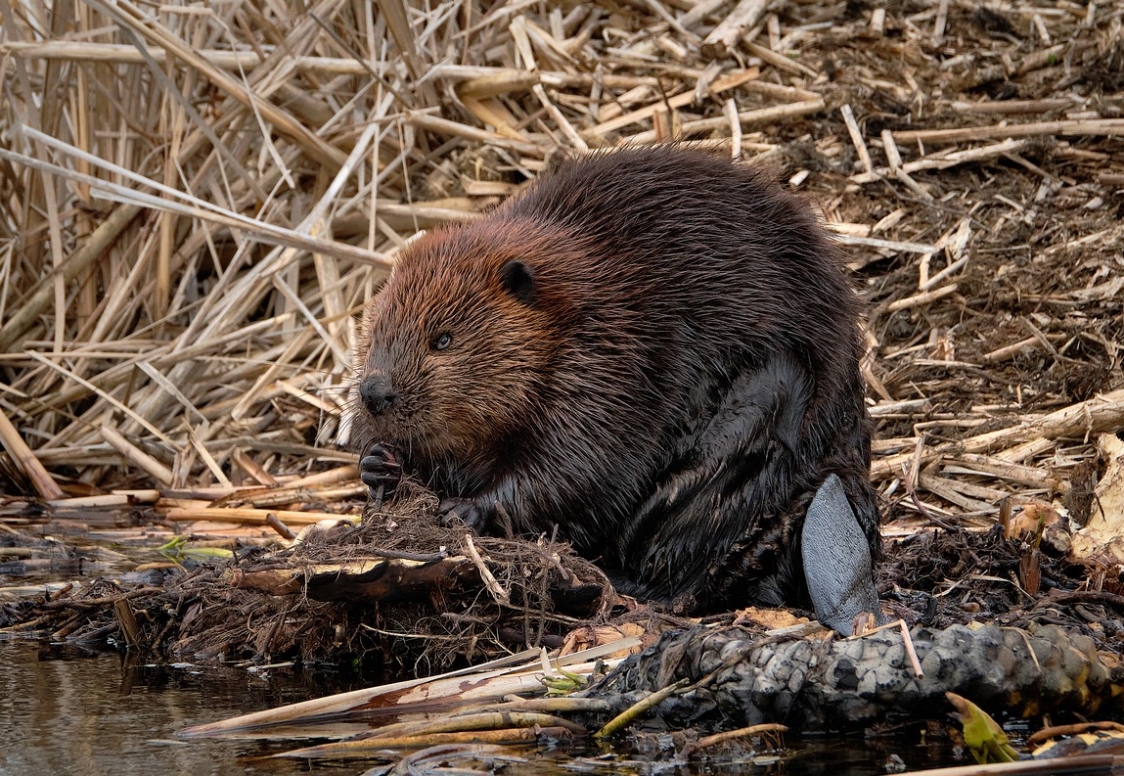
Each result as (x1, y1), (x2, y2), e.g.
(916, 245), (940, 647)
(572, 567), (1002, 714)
(360, 443), (403, 500)
(438, 498), (487, 531)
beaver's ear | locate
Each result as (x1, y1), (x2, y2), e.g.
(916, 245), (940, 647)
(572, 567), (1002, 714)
(500, 260), (536, 305)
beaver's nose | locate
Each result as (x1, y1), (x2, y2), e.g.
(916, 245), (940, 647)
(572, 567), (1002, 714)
(359, 374), (397, 416)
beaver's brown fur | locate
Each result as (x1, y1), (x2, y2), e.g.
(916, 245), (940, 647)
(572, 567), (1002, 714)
(353, 147), (879, 616)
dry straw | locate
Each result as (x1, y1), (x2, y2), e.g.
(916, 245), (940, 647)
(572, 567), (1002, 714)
(0, 0), (1121, 534)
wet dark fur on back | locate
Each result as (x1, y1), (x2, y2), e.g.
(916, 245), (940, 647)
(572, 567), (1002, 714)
(353, 147), (879, 613)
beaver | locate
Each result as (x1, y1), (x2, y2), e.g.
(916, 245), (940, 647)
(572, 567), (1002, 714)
(353, 147), (881, 633)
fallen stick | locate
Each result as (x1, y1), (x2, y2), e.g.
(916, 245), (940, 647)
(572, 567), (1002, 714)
(852, 139), (1031, 184)
(627, 98), (825, 144)
(743, 41), (818, 78)
(164, 507), (360, 526)
(406, 110), (540, 155)
(830, 232), (940, 255)
(701, 0), (772, 59)
(872, 390), (1124, 479)
(0, 407), (65, 499)
(840, 104), (873, 174)
(586, 68), (758, 136)
(984, 336), (1045, 363)
(891, 119), (1124, 145)
(886, 284), (958, 312)
(100, 426), (174, 487)
(952, 99), (1074, 114)
(942, 455), (1061, 491)
(961, 389), (1124, 454)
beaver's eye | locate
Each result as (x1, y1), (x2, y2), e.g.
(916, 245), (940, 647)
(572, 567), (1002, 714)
(432, 332), (452, 351)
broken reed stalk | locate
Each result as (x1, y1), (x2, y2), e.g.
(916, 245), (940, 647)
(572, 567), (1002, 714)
(891, 119), (1124, 144)
(164, 507), (358, 526)
(179, 638), (637, 737)
(682, 723), (789, 756)
(595, 679), (690, 738)
(872, 390), (1124, 480)
(0, 408), (64, 499)
(279, 727), (571, 755)
(280, 709), (588, 759)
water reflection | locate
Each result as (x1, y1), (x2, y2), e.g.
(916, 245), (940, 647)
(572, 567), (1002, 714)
(0, 642), (348, 775)
(0, 641), (959, 775)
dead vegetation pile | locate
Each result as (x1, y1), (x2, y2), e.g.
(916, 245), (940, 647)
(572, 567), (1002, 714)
(1, 0), (1123, 666)
(0, 487), (614, 671)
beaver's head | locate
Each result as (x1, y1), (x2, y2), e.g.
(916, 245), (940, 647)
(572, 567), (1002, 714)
(353, 219), (572, 464)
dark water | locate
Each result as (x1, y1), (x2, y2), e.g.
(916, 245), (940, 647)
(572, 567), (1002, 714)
(0, 641), (351, 776)
(0, 640), (961, 776)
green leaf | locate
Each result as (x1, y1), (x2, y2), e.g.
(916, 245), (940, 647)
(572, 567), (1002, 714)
(946, 692), (1021, 764)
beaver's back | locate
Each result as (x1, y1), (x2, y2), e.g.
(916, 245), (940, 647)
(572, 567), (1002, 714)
(495, 149), (862, 418)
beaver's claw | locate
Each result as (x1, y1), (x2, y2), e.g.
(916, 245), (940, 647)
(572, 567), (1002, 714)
(360, 443), (403, 500)
(438, 498), (487, 531)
